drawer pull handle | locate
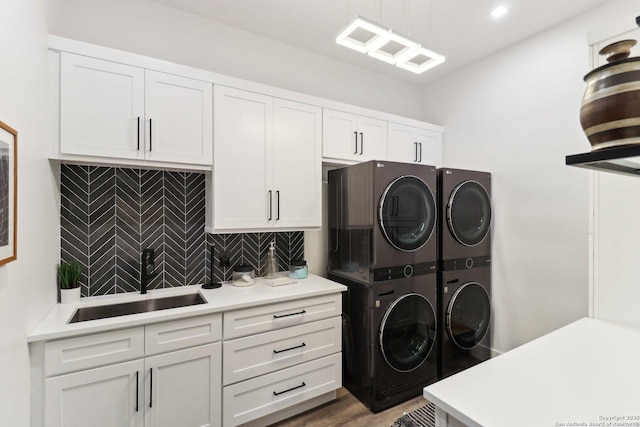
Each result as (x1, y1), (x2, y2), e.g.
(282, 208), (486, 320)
(273, 382), (306, 396)
(273, 310), (306, 319)
(149, 368), (153, 408)
(273, 342), (306, 354)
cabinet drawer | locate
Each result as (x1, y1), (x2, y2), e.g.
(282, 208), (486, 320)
(222, 353), (341, 427)
(223, 316), (341, 385)
(45, 327), (145, 377)
(145, 313), (222, 356)
(223, 294), (341, 339)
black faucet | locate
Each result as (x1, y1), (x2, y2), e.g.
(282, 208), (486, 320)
(140, 248), (157, 294)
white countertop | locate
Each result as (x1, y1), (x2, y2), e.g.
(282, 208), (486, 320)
(424, 317), (640, 427)
(28, 274), (346, 342)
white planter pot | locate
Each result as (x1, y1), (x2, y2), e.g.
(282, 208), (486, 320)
(60, 287), (81, 304)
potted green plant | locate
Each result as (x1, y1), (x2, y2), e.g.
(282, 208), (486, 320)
(58, 261), (82, 304)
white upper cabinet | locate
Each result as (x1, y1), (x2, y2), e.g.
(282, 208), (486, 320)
(322, 109), (387, 162)
(59, 52), (212, 167)
(208, 86), (322, 232)
(144, 71), (213, 165)
(211, 87), (273, 231)
(272, 98), (322, 229)
(60, 53), (145, 160)
(387, 122), (443, 167)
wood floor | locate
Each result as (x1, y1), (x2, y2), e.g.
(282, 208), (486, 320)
(269, 388), (429, 427)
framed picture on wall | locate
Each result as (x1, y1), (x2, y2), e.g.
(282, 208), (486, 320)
(0, 121), (17, 265)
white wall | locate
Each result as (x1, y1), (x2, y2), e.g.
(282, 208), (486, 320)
(0, 0), (59, 425)
(421, 0), (639, 353)
(591, 24), (640, 330)
(47, 0), (423, 120)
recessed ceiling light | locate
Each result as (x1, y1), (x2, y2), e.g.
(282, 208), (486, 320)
(491, 5), (509, 19)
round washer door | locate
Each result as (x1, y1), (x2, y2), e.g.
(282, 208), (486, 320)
(446, 283), (491, 350)
(379, 176), (436, 252)
(447, 181), (491, 246)
(379, 293), (436, 372)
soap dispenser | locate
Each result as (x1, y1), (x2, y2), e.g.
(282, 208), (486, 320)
(264, 241), (278, 279)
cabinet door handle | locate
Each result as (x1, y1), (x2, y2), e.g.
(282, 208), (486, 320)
(149, 368), (153, 408)
(135, 371), (139, 412)
(149, 118), (153, 152)
(137, 117), (141, 151)
(273, 310), (306, 319)
(273, 343), (306, 354)
(353, 131), (358, 154)
(268, 190), (273, 220)
(273, 382), (306, 396)
(419, 143), (422, 162)
(276, 190), (280, 220)
(359, 132), (363, 154)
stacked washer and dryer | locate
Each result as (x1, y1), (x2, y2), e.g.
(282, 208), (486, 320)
(328, 160), (439, 413)
(437, 168), (493, 379)
(327, 161), (492, 412)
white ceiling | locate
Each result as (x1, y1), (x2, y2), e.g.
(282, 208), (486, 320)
(153, 0), (611, 84)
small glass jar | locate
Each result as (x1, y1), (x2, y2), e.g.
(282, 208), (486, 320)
(232, 265), (255, 287)
(289, 260), (308, 279)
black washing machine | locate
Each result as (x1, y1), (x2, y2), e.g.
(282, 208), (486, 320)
(336, 274), (438, 413)
(437, 168), (491, 271)
(328, 160), (438, 283)
(439, 267), (491, 379)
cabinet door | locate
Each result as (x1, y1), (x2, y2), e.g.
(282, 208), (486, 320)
(387, 122), (442, 166)
(45, 359), (144, 427)
(417, 127), (442, 167)
(145, 343), (221, 427)
(273, 99), (322, 228)
(213, 86), (273, 230)
(322, 109), (359, 161)
(387, 122), (419, 163)
(60, 53), (144, 160)
(322, 109), (387, 162)
(144, 71), (213, 165)
(357, 116), (387, 161)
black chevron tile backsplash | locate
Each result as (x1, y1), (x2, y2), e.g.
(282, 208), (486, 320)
(60, 164), (304, 297)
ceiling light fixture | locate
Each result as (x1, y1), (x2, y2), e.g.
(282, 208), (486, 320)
(336, 15), (445, 74)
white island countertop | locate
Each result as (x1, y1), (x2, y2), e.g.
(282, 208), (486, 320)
(424, 317), (640, 427)
(28, 274), (346, 342)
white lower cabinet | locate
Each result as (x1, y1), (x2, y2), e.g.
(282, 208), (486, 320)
(46, 359), (145, 427)
(222, 295), (343, 426)
(223, 317), (341, 385)
(38, 295), (343, 427)
(43, 314), (222, 427)
(145, 343), (221, 427)
(45, 344), (221, 427)
(223, 353), (342, 427)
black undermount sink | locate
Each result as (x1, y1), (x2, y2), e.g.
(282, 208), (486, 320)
(69, 293), (207, 323)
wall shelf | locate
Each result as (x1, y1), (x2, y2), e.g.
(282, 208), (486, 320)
(566, 144), (640, 176)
